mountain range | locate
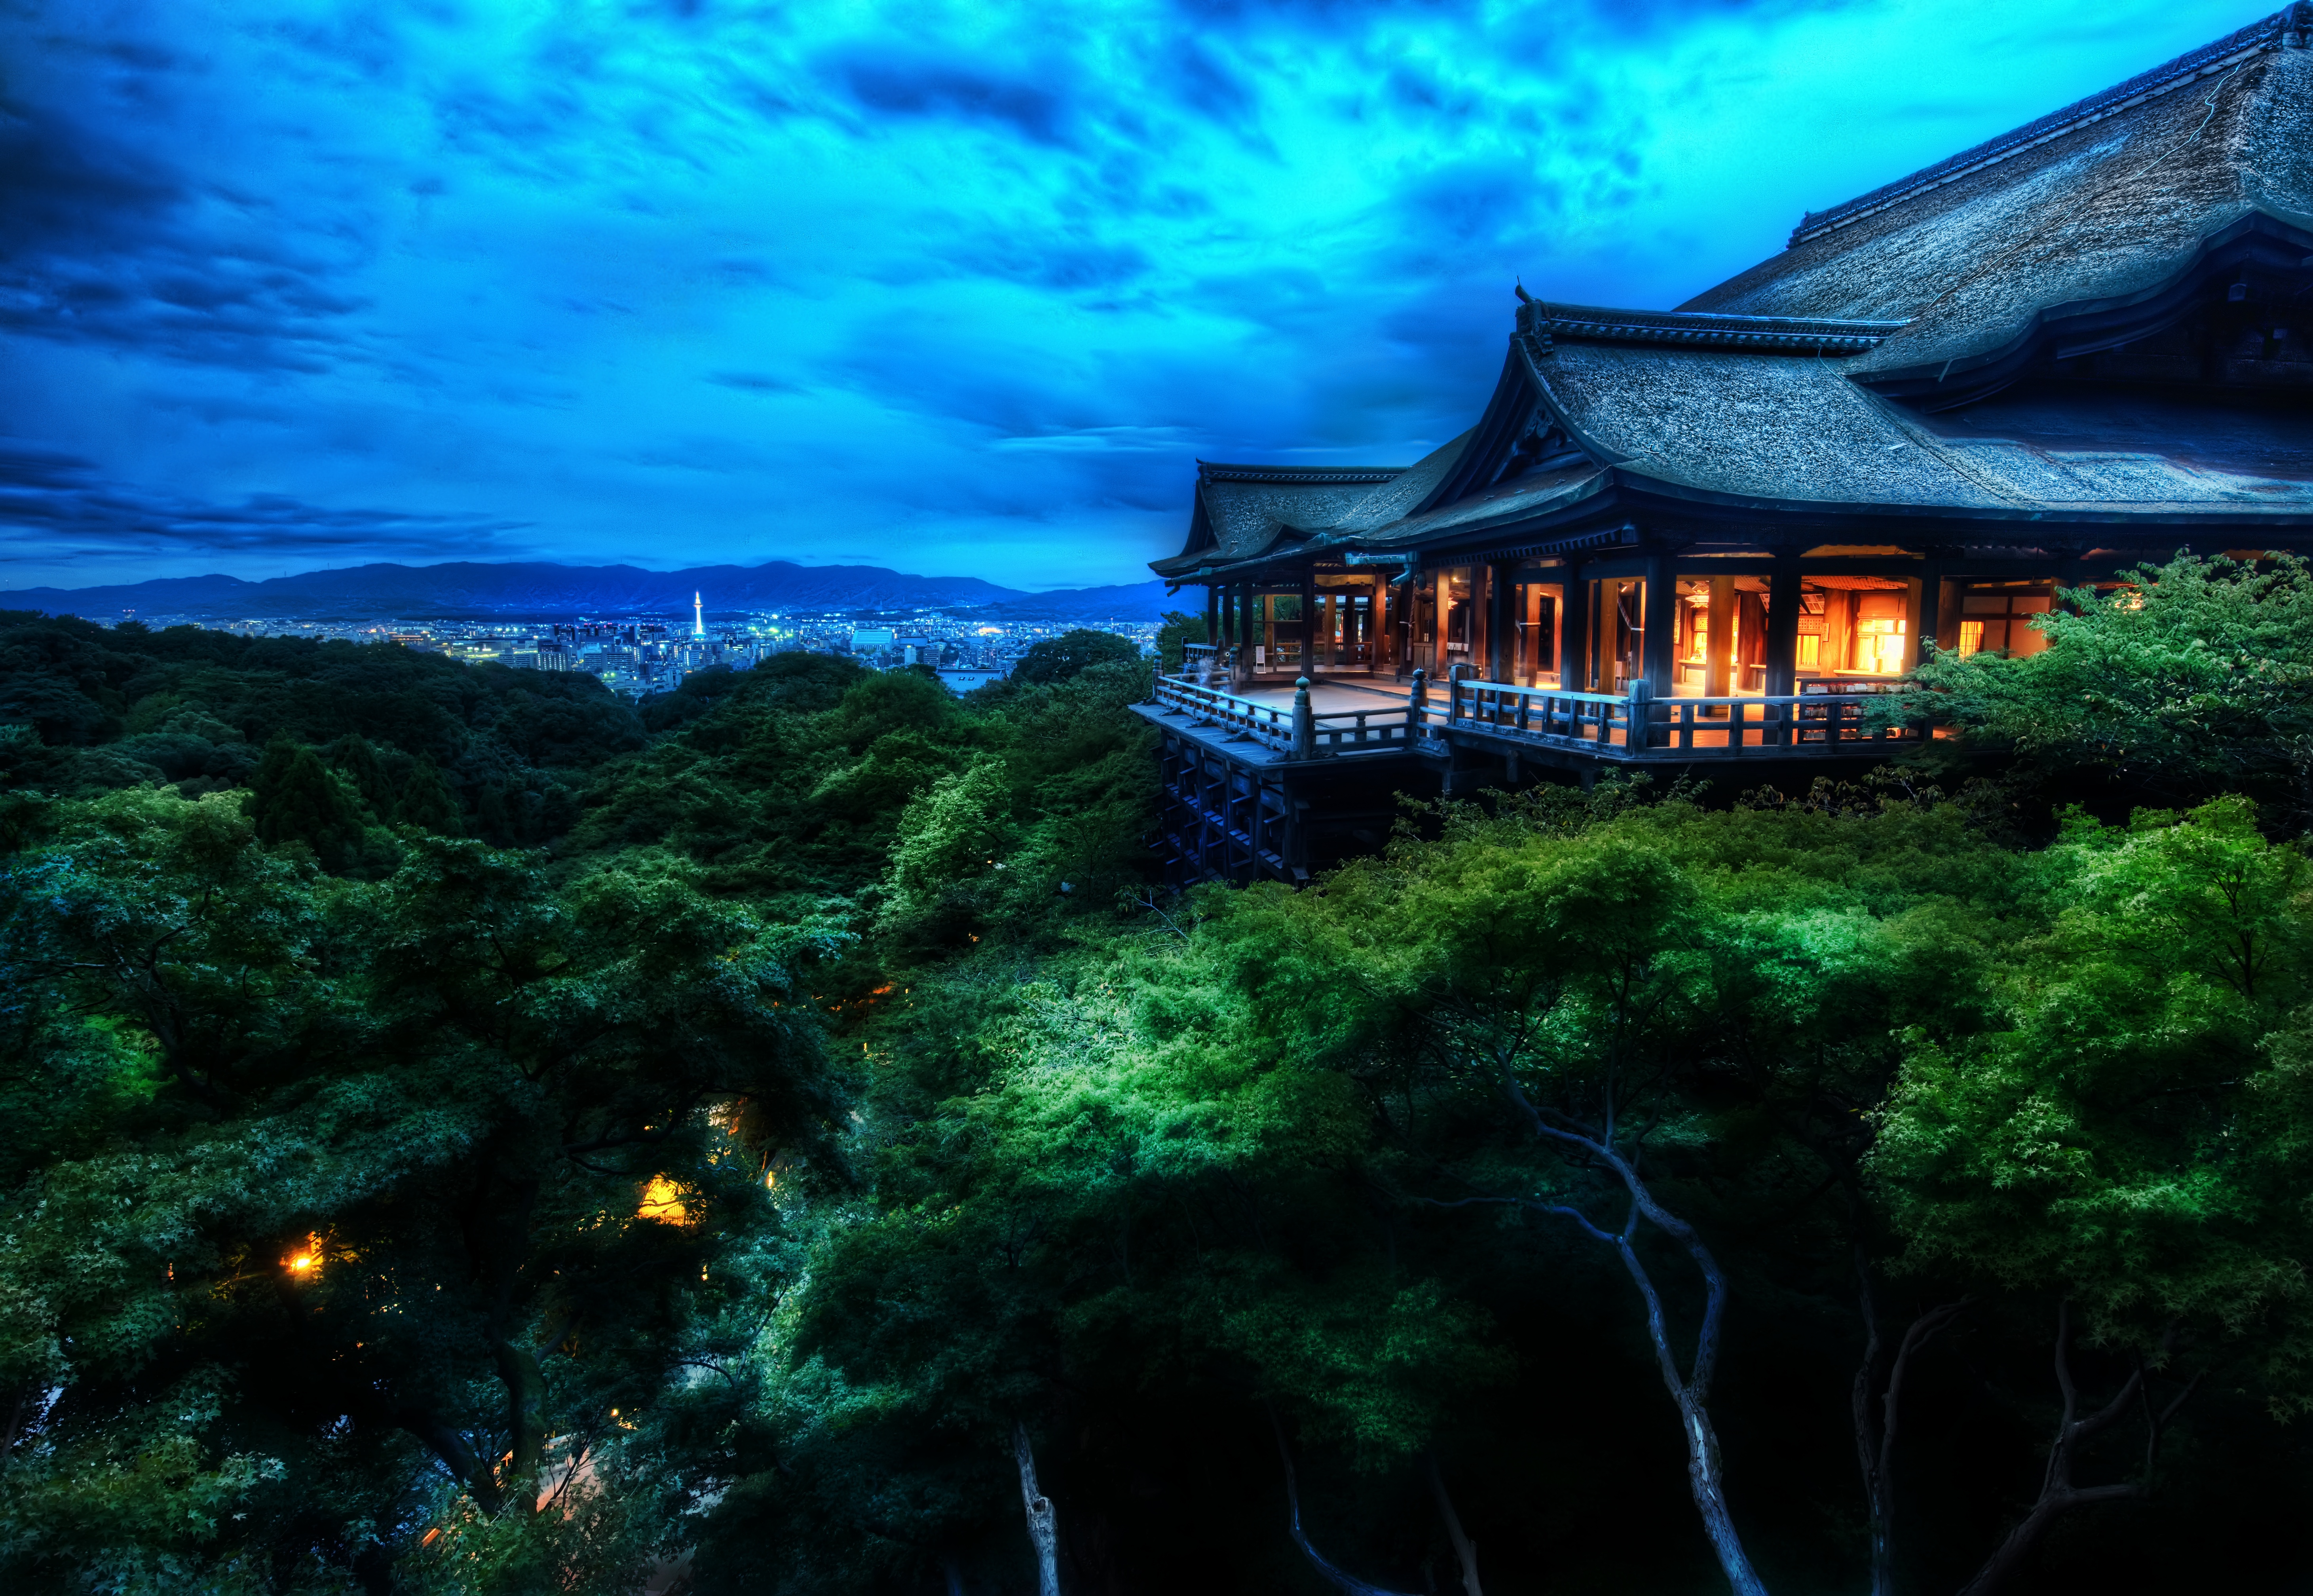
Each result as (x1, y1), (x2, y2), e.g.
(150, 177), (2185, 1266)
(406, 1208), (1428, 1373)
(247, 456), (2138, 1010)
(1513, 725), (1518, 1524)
(0, 560), (1177, 623)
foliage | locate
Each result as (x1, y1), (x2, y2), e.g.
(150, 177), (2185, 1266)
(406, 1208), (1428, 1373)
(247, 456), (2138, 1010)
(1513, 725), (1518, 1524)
(1870, 797), (2313, 1387)
(8, 610), (2313, 1595)
(1898, 554), (2313, 819)
(0, 610), (640, 842)
(1154, 610), (1209, 672)
(1006, 628), (1143, 686)
(0, 788), (843, 1592)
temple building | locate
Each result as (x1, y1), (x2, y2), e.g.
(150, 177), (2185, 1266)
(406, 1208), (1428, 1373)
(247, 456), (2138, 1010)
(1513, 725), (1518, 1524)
(1138, 5), (2313, 883)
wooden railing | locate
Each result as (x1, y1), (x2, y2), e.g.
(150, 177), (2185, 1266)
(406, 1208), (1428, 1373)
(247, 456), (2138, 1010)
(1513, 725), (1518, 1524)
(1152, 674), (1417, 758)
(1444, 678), (1926, 754)
(1151, 669), (1927, 762)
(1441, 681), (1641, 748)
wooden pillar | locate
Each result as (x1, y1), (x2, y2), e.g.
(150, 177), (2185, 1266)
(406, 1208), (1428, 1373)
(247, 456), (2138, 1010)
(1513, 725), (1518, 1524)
(1705, 574), (1735, 697)
(1825, 588), (1853, 673)
(1642, 551), (1678, 699)
(1906, 562), (1943, 661)
(1563, 562), (1582, 684)
(1560, 561), (1590, 692)
(1765, 555), (1801, 696)
(1300, 566), (1318, 674)
(1204, 585), (1219, 649)
(1488, 560), (1514, 684)
(1371, 576), (1388, 670)
(1233, 581), (1253, 687)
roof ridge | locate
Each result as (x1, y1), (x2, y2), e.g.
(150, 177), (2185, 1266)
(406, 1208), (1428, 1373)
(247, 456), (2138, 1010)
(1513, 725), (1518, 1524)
(1789, 3), (2309, 248)
(1519, 300), (1907, 353)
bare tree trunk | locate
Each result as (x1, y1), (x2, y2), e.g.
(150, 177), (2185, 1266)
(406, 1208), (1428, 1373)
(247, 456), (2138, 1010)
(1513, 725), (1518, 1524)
(1954, 1304), (2197, 1596)
(1851, 1256), (1966, 1596)
(1272, 1413), (1421, 1596)
(1425, 1455), (1482, 1596)
(1483, 1064), (1770, 1596)
(494, 1338), (547, 1512)
(1569, 1182), (1767, 1596)
(1013, 1421), (1062, 1596)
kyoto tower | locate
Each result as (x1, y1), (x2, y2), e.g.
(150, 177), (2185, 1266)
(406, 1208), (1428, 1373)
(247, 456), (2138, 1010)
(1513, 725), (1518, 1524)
(692, 591), (705, 638)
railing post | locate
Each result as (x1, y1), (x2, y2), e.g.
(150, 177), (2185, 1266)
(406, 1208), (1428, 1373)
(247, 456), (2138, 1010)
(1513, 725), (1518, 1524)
(1291, 676), (1315, 761)
(1627, 678), (1653, 750)
(1408, 668), (1428, 739)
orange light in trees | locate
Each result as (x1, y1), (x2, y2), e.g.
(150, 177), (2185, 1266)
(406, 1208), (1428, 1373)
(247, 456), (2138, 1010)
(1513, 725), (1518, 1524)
(638, 1176), (689, 1225)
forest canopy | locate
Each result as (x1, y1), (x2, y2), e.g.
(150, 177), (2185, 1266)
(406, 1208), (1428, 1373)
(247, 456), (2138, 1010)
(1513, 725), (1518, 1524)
(4, 583), (2313, 1596)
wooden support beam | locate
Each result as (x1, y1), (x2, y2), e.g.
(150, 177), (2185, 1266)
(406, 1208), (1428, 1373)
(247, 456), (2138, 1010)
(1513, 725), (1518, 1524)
(1765, 554), (1801, 697)
(1643, 550), (1678, 699)
(1906, 562), (1943, 661)
(1233, 581), (1253, 688)
(1488, 560), (1514, 684)
(1705, 573), (1735, 698)
(1561, 559), (1591, 692)
(1300, 565), (1318, 675)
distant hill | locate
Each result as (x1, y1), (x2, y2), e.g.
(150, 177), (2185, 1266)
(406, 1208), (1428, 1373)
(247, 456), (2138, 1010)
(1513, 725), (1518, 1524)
(0, 560), (1178, 622)
(983, 580), (1176, 621)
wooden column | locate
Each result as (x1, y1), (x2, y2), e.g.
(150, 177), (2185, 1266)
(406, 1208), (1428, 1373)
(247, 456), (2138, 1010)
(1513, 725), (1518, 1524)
(1561, 562), (1589, 691)
(1705, 574), (1735, 697)
(1642, 551), (1678, 699)
(1488, 560), (1514, 684)
(1299, 566), (1318, 675)
(1234, 581), (1253, 687)
(1906, 570), (1932, 672)
(1765, 555), (1801, 696)
(1204, 584), (1219, 649)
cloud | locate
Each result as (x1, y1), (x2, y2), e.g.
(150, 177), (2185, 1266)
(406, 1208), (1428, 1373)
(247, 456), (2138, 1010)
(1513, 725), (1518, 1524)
(0, 85), (370, 370)
(0, 0), (2273, 593)
(708, 372), (810, 394)
(832, 56), (1082, 148)
(0, 443), (527, 574)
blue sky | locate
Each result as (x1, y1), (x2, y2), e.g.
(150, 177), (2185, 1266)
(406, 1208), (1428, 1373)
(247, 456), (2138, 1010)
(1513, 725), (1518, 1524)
(0, 0), (2275, 591)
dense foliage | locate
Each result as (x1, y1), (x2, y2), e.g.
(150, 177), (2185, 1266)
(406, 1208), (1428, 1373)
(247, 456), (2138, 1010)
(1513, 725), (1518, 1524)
(5, 601), (2313, 1596)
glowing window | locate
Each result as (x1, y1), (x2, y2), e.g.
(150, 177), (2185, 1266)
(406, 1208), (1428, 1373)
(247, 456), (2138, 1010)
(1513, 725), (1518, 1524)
(1958, 621), (1984, 658)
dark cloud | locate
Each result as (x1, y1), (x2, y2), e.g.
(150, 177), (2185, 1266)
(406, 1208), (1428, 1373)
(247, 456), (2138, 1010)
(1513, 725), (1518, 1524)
(832, 57), (1080, 147)
(0, 101), (180, 257)
(707, 372), (809, 394)
(0, 444), (527, 572)
(0, 96), (367, 369)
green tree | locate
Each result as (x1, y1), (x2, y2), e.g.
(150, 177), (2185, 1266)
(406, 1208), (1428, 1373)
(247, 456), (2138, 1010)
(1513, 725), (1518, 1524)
(248, 737), (368, 871)
(1870, 797), (2313, 1594)
(393, 755), (462, 835)
(1154, 609), (1208, 672)
(1009, 629), (1143, 686)
(0, 789), (849, 1591)
(326, 732), (395, 816)
(1901, 554), (2313, 820)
